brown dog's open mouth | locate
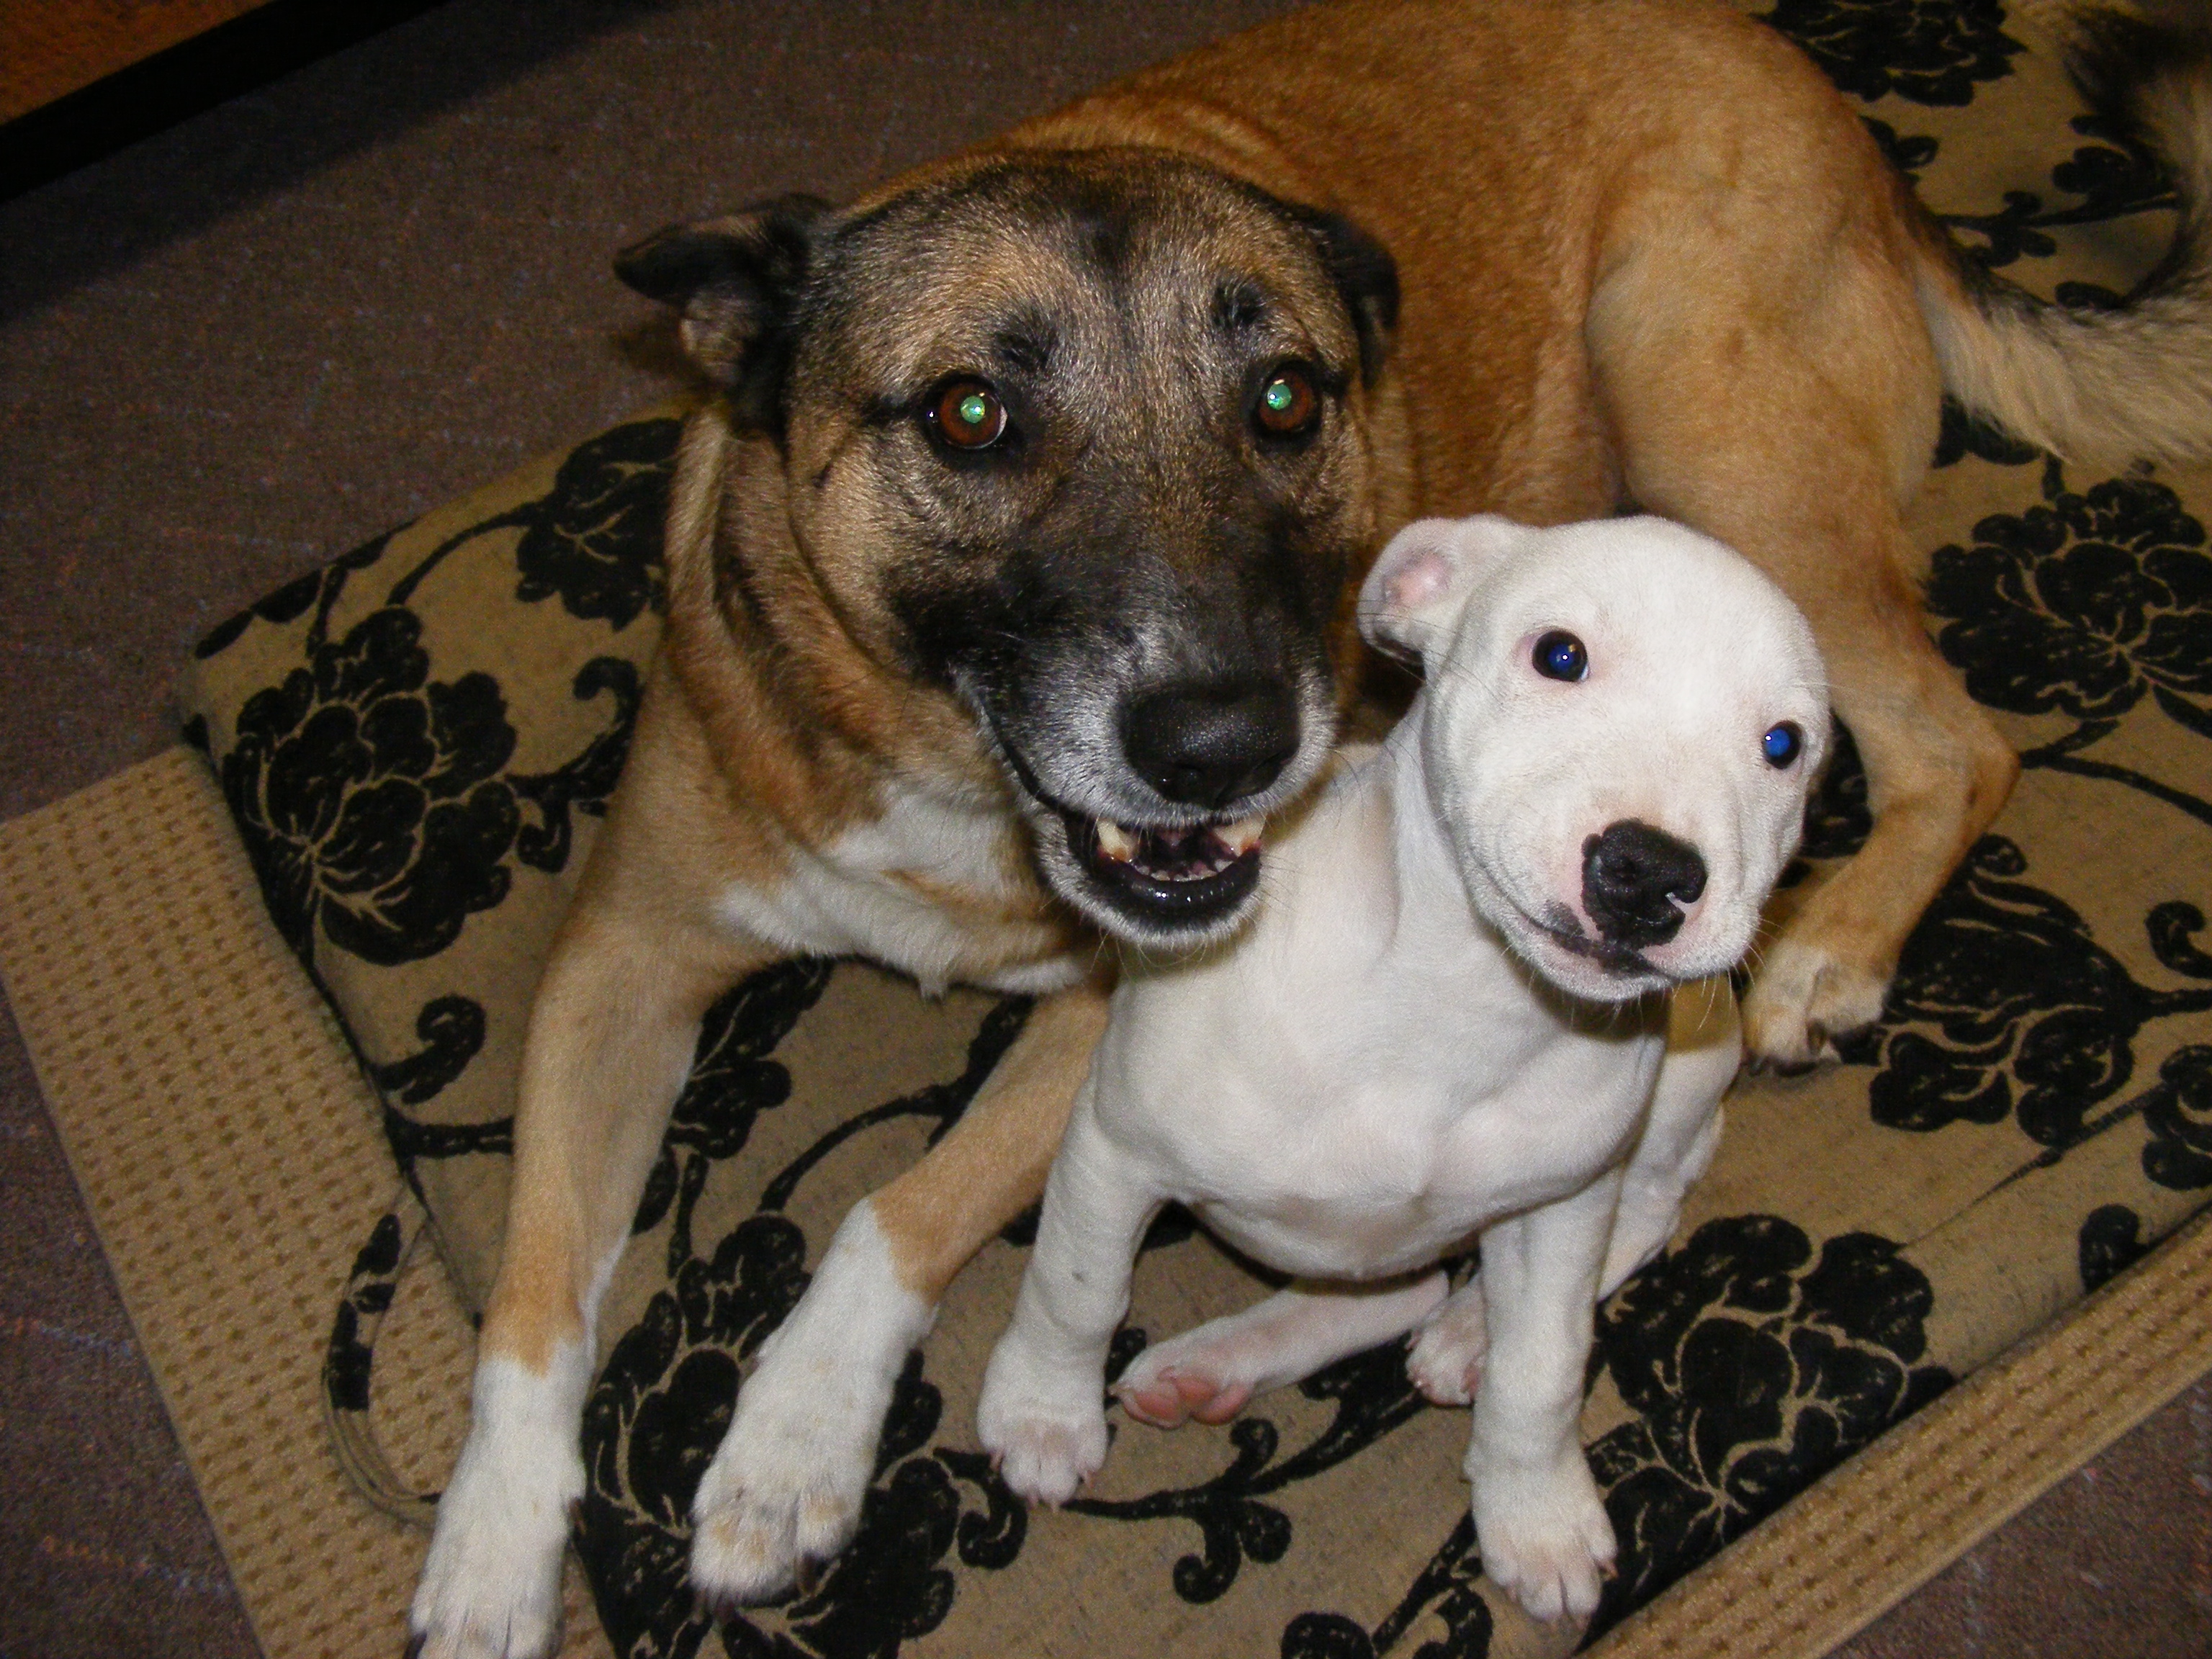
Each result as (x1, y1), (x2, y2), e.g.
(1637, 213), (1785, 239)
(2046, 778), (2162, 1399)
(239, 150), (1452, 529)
(1063, 811), (1265, 925)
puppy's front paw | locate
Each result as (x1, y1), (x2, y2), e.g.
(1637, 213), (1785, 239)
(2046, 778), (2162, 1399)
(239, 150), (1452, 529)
(1741, 935), (1888, 1069)
(1471, 1451), (1616, 1624)
(690, 1205), (934, 1608)
(976, 1334), (1110, 1506)
(1405, 1285), (1487, 1407)
(409, 1389), (581, 1659)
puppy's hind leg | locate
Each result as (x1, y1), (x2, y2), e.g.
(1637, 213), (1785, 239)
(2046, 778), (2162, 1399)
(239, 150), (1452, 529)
(1117, 1272), (1449, 1427)
(1404, 1277), (1488, 1408)
(689, 976), (1110, 1605)
(410, 899), (768, 1659)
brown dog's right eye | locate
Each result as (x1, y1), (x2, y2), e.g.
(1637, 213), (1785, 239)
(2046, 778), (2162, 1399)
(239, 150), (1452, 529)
(927, 379), (1008, 451)
(1253, 366), (1320, 439)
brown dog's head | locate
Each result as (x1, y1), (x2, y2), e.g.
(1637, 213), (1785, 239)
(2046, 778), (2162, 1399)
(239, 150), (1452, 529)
(617, 150), (1398, 948)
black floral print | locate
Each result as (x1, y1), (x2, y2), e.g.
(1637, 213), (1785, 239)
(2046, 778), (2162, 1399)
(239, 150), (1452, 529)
(1586, 1217), (1951, 1633)
(511, 418), (679, 628)
(1762, 0), (2021, 107)
(222, 607), (521, 968)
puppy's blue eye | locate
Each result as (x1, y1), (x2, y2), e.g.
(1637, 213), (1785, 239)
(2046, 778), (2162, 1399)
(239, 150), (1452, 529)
(1532, 631), (1587, 681)
(1763, 721), (1804, 768)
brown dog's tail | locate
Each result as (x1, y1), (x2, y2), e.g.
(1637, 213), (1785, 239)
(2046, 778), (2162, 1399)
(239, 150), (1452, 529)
(1912, 3), (2212, 467)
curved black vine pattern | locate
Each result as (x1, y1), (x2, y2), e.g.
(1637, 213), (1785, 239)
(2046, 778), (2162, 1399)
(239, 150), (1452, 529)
(369, 993), (508, 1177)
(631, 959), (839, 1267)
(195, 531), (394, 661)
(1066, 1341), (1431, 1606)
(1938, 114), (2177, 272)
(1280, 1516), (1492, 1659)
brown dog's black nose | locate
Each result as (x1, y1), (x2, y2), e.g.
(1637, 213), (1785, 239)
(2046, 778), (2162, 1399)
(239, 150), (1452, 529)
(1583, 820), (1706, 947)
(1123, 678), (1298, 809)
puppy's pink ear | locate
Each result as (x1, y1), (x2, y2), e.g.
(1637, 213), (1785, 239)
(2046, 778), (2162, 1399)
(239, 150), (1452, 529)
(1358, 516), (1519, 667)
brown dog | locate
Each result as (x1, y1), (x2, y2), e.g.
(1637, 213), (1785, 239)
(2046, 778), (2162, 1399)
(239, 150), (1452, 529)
(409, 2), (2212, 1653)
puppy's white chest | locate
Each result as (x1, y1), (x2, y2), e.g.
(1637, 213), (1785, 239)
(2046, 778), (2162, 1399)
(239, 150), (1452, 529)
(1177, 1040), (1657, 1278)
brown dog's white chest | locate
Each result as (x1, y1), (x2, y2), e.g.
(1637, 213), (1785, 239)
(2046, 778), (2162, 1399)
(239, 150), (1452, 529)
(711, 780), (1092, 997)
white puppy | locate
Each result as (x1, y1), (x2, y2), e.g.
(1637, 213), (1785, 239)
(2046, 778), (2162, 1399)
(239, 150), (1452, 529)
(975, 513), (1829, 1623)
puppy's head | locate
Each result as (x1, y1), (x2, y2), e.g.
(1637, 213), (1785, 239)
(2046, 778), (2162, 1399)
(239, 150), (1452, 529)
(1360, 515), (1829, 1002)
(617, 154), (1400, 948)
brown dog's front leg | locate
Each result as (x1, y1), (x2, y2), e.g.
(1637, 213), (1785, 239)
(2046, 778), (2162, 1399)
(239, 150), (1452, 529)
(409, 894), (771, 1659)
(688, 976), (1110, 1608)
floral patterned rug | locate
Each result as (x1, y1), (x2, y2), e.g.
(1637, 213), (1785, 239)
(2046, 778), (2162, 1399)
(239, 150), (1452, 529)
(172, 3), (2212, 1655)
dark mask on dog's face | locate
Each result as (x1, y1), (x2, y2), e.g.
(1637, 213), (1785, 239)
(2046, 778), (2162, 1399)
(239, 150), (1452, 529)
(616, 154), (1398, 948)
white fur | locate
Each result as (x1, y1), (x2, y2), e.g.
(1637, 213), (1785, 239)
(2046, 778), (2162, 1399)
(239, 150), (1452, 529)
(978, 516), (1825, 1624)
(410, 1344), (593, 1659)
(714, 778), (1090, 997)
(690, 1200), (937, 1604)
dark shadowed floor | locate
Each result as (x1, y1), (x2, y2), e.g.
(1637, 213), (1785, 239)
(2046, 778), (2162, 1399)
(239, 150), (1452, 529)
(1, 3), (2207, 1655)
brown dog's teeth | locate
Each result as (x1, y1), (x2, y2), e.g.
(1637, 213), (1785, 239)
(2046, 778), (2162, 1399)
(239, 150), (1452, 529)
(1215, 815), (1264, 856)
(1096, 819), (1138, 861)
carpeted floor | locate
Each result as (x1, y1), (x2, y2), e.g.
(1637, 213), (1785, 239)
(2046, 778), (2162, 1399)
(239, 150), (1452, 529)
(1, 2), (2208, 1655)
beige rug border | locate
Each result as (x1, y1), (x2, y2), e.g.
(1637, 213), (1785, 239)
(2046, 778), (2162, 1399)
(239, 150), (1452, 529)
(1, 745), (2203, 1659)
(0, 749), (607, 1659)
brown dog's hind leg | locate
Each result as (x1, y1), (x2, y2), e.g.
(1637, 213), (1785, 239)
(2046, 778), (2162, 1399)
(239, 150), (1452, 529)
(1588, 246), (2017, 1068)
(688, 976), (1110, 1606)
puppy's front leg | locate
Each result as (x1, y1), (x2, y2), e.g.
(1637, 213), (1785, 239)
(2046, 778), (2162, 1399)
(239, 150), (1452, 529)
(411, 899), (768, 1659)
(1599, 977), (1737, 1299)
(976, 1088), (1161, 1505)
(1468, 1172), (1623, 1625)
(689, 977), (1109, 1604)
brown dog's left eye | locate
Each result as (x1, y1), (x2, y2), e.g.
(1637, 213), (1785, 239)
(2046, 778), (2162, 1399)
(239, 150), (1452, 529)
(927, 379), (1007, 450)
(1253, 367), (1320, 439)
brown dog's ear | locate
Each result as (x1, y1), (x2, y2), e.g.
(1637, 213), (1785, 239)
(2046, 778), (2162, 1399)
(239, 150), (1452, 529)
(1283, 204), (1399, 387)
(614, 194), (833, 429)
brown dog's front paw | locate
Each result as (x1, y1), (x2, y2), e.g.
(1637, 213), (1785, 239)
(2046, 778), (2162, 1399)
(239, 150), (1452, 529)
(1741, 938), (1887, 1069)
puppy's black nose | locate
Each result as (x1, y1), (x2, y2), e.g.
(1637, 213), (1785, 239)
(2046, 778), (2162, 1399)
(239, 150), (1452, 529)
(1122, 678), (1298, 809)
(1583, 819), (1706, 947)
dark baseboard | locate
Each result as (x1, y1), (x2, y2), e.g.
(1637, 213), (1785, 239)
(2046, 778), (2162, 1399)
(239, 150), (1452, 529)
(0, 0), (450, 202)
